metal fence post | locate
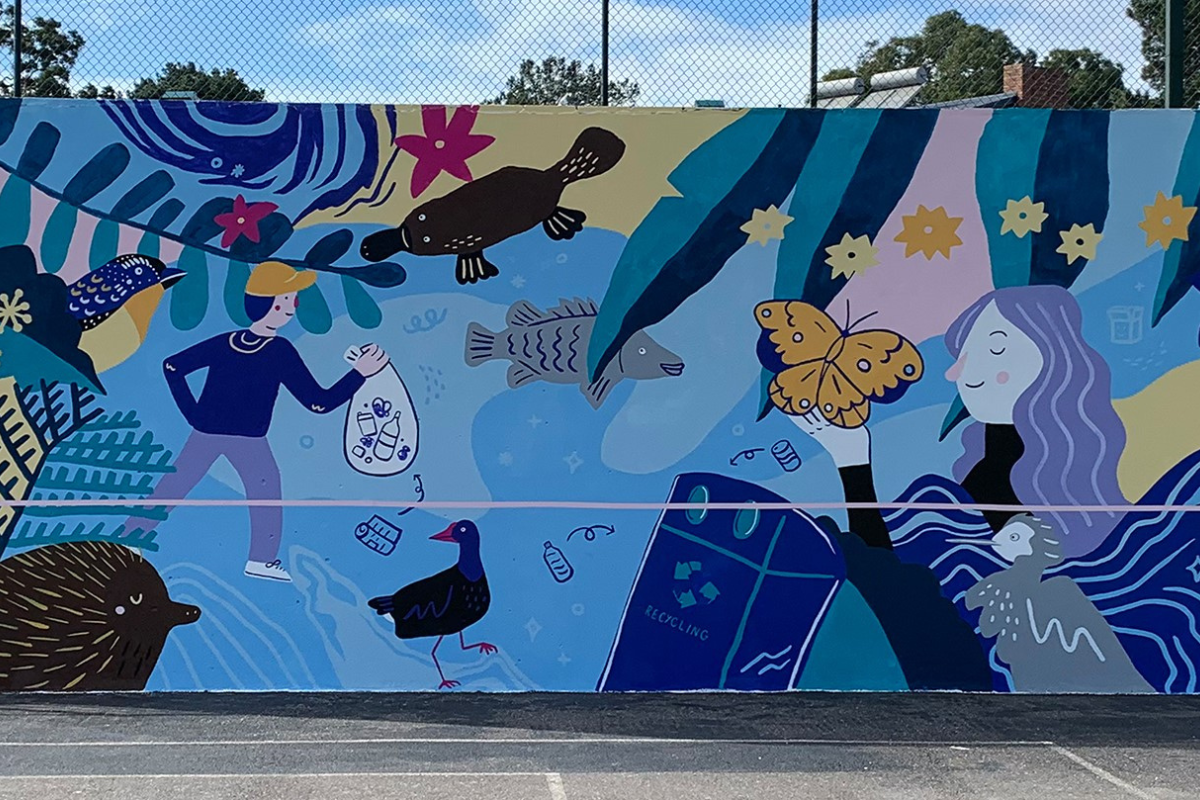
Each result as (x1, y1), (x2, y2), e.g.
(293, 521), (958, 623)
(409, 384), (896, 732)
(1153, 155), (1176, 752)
(809, 0), (818, 108)
(12, 0), (21, 98)
(601, 0), (610, 106)
(1166, 0), (1185, 107)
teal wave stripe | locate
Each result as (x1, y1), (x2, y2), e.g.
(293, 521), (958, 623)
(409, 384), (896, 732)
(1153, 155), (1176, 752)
(975, 109), (1052, 289)
(170, 246), (209, 330)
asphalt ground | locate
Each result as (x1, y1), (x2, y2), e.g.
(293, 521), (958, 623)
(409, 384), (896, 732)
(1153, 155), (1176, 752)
(0, 692), (1195, 799)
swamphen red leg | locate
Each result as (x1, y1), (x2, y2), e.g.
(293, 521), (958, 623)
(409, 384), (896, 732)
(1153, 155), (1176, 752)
(431, 636), (459, 689)
(459, 631), (498, 655)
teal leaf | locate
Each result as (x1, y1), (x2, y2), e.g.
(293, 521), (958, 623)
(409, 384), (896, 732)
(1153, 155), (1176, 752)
(0, 99), (20, 146)
(341, 274), (381, 328)
(181, 197), (232, 244)
(224, 261), (252, 326)
(111, 171), (175, 220)
(89, 219), (120, 267)
(296, 280), (332, 333)
(0, 175), (31, 246)
(938, 395), (971, 441)
(16, 122), (60, 180)
(40, 203), (78, 274)
(61, 144), (131, 205)
(0, 331), (101, 394)
(137, 232), (160, 259)
(229, 212), (293, 261)
(170, 247), (209, 330)
(305, 228), (354, 265)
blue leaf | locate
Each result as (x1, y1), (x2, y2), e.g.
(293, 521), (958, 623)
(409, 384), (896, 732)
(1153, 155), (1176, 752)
(181, 197), (232, 244)
(342, 274), (381, 328)
(228, 212), (293, 261)
(16, 122), (60, 180)
(147, 198), (185, 230)
(0, 175), (31, 246)
(305, 228), (353, 265)
(0, 99), (21, 146)
(111, 171), (175, 220)
(61, 143), (131, 205)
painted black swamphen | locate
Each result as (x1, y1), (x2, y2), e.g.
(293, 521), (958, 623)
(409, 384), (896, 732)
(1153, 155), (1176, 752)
(367, 520), (496, 689)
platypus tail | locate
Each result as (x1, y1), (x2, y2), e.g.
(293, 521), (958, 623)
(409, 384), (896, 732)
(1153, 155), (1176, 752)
(464, 322), (500, 367)
(367, 595), (394, 615)
(550, 127), (626, 185)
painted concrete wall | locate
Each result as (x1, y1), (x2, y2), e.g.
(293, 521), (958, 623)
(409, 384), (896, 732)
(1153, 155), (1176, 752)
(0, 100), (1198, 692)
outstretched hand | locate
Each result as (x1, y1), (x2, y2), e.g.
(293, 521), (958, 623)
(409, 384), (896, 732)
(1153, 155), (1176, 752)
(353, 343), (391, 377)
(789, 410), (871, 468)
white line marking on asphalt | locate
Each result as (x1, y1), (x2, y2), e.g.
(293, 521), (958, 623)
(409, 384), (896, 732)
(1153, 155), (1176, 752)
(546, 772), (568, 800)
(0, 772), (549, 780)
(0, 737), (1056, 747)
(1050, 745), (1155, 800)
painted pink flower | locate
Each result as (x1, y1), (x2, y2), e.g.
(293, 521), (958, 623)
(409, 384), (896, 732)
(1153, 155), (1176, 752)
(395, 105), (495, 198)
(214, 194), (279, 248)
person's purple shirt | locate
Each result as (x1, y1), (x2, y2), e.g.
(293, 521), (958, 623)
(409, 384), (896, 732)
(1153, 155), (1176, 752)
(163, 331), (365, 438)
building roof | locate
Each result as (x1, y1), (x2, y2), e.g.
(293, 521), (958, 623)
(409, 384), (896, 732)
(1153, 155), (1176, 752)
(915, 92), (1018, 110)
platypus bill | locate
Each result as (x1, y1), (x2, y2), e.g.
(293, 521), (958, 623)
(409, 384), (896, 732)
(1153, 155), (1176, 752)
(361, 127), (625, 285)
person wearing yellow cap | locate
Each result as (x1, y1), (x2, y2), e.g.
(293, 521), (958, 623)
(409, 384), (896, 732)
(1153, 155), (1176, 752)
(124, 261), (390, 583)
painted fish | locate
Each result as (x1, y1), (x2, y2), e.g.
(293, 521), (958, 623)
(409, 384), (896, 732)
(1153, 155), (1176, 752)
(361, 128), (626, 285)
(464, 298), (684, 408)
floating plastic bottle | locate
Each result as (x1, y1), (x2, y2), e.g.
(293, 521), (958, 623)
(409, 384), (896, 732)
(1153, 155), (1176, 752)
(543, 541), (574, 583)
(373, 411), (402, 461)
(771, 439), (802, 472)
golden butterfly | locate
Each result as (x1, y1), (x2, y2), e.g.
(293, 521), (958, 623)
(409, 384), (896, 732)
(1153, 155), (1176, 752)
(755, 300), (924, 428)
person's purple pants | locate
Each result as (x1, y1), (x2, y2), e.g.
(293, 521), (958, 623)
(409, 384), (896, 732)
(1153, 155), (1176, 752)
(125, 431), (282, 563)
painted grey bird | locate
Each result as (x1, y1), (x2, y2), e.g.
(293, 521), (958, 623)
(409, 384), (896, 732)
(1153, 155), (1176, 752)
(953, 514), (1152, 693)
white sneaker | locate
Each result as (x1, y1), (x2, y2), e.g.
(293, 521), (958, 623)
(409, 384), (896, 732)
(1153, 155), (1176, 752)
(244, 559), (292, 583)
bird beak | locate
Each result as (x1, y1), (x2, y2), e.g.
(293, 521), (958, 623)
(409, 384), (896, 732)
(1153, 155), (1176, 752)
(159, 267), (186, 289)
(430, 524), (457, 543)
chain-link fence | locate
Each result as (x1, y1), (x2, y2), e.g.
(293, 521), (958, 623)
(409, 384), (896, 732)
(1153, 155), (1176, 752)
(1, 0), (1182, 107)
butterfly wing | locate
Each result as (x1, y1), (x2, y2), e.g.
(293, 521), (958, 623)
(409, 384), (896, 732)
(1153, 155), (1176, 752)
(816, 362), (870, 428)
(768, 362), (823, 416)
(754, 301), (841, 368)
(832, 330), (925, 404)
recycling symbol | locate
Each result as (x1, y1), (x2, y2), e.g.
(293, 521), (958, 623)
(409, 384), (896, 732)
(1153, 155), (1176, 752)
(673, 561), (720, 609)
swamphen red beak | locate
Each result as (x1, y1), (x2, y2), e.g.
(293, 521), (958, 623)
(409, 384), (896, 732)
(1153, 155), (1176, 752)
(430, 524), (458, 543)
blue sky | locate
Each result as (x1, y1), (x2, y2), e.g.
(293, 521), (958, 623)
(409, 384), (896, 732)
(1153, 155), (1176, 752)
(31, 0), (1148, 105)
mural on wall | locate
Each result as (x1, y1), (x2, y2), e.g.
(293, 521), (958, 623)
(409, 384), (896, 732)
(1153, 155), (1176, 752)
(5, 98), (1200, 693)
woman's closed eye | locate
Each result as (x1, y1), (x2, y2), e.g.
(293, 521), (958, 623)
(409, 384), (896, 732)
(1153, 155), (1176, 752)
(990, 346), (1007, 356)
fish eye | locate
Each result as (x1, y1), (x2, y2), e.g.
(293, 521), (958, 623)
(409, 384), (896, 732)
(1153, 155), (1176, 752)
(638, 347), (646, 355)
(761, 308), (771, 318)
(115, 605), (126, 615)
(210, 157), (223, 169)
(423, 236), (431, 243)
(857, 359), (870, 372)
(1010, 533), (1020, 541)
(792, 333), (803, 343)
(419, 214), (426, 221)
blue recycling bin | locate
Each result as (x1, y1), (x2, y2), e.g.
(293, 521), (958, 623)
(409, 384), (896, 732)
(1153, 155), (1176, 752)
(599, 473), (846, 691)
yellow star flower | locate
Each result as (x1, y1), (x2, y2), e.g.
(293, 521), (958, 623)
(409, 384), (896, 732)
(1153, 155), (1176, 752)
(998, 196), (1048, 238)
(894, 205), (963, 260)
(1056, 223), (1104, 265)
(741, 205), (793, 246)
(1138, 191), (1197, 250)
(825, 233), (880, 279)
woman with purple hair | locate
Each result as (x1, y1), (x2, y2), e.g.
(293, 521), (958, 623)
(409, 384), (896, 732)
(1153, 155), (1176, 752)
(793, 284), (1127, 559)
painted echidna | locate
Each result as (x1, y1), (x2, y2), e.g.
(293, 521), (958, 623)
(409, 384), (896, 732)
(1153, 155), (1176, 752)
(0, 541), (199, 690)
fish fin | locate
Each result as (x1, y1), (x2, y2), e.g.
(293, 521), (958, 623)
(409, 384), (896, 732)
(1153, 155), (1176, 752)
(582, 374), (617, 409)
(542, 207), (587, 241)
(549, 127), (626, 185)
(456, 252), (501, 285)
(367, 595), (394, 615)
(505, 300), (544, 327)
(543, 297), (598, 320)
(464, 322), (499, 366)
(507, 361), (542, 388)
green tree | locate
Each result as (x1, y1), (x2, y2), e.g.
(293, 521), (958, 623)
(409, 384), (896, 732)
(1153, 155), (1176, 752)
(825, 11), (1136, 108)
(0, 4), (83, 97)
(130, 62), (265, 101)
(76, 83), (119, 99)
(490, 57), (640, 106)
(1127, 0), (1198, 106)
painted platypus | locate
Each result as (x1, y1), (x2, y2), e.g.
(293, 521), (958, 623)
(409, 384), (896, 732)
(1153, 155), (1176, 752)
(360, 127), (626, 285)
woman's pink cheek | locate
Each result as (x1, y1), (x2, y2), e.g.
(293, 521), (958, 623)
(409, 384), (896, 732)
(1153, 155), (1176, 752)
(996, 371), (1010, 385)
(944, 357), (965, 382)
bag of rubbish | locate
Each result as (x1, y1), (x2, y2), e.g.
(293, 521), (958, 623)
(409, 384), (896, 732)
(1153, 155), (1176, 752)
(342, 345), (419, 477)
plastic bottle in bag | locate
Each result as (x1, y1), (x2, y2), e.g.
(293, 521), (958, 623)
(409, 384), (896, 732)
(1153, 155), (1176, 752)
(343, 346), (419, 477)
